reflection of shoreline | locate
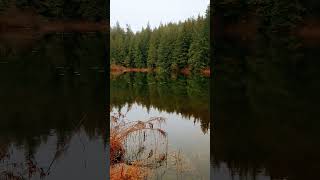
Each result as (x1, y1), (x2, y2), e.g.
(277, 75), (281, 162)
(110, 65), (210, 77)
(111, 73), (210, 132)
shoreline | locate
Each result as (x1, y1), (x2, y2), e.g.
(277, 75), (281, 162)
(111, 65), (211, 77)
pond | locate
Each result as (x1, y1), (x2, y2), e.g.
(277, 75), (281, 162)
(0, 32), (108, 179)
(110, 73), (210, 179)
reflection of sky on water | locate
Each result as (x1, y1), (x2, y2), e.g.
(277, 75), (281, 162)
(111, 102), (210, 179)
(2, 130), (106, 180)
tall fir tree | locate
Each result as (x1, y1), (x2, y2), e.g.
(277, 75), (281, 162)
(110, 5), (210, 73)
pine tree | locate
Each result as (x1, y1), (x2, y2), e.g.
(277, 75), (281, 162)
(110, 8), (210, 73)
(188, 15), (209, 72)
(172, 22), (192, 70)
(147, 31), (159, 68)
(133, 33), (144, 68)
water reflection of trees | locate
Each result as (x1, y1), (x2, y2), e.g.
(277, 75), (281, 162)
(110, 73), (210, 133)
(0, 33), (107, 178)
(213, 32), (320, 179)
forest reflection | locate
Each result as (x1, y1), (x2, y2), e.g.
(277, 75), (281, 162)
(213, 31), (320, 179)
(0, 33), (107, 179)
(110, 72), (210, 133)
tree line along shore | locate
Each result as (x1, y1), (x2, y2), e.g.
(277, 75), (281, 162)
(110, 6), (210, 74)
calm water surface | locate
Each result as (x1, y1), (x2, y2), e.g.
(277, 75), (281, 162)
(110, 73), (210, 179)
(0, 32), (107, 179)
(213, 34), (320, 180)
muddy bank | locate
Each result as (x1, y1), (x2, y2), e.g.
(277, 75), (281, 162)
(201, 68), (211, 77)
(111, 65), (211, 77)
(111, 65), (151, 73)
(180, 67), (211, 77)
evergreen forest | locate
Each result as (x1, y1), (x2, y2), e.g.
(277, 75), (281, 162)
(0, 0), (107, 21)
(110, 6), (209, 73)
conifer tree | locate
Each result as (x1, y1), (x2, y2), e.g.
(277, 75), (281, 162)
(110, 5), (210, 73)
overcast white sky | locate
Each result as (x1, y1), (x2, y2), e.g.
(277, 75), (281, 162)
(111, 0), (210, 32)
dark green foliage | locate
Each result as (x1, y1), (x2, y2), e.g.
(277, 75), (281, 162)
(172, 23), (193, 70)
(215, 0), (306, 34)
(156, 24), (178, 71)
(110, 6), (210, 73)
(250, 0), (304, 33)
(0, 0), (9, 13)
(0, 0), (107, 20)
(38, 0), (64, 18)
(188, 15), (210, 72)
(147, 32), (159, 68)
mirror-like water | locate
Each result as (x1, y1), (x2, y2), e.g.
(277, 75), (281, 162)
(0, 32), (107, 179)
(213, 34), (320, 180)
(110, 73), (210, 179)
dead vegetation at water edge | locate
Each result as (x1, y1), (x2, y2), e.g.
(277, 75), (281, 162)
(109, 108), (200, 179)
(110, 110), (168, 179)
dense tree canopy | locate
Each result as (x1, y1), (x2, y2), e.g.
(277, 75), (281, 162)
(214, 0), (320, 34)
(110, 6), (210, 73)
(0, 0), (107, 20)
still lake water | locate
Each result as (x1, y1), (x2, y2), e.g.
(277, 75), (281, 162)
(213, 34), (320, 180)
(0, 32), (107, 179)
(3, 30), (319, 180)
(110, 73), (210, 179)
